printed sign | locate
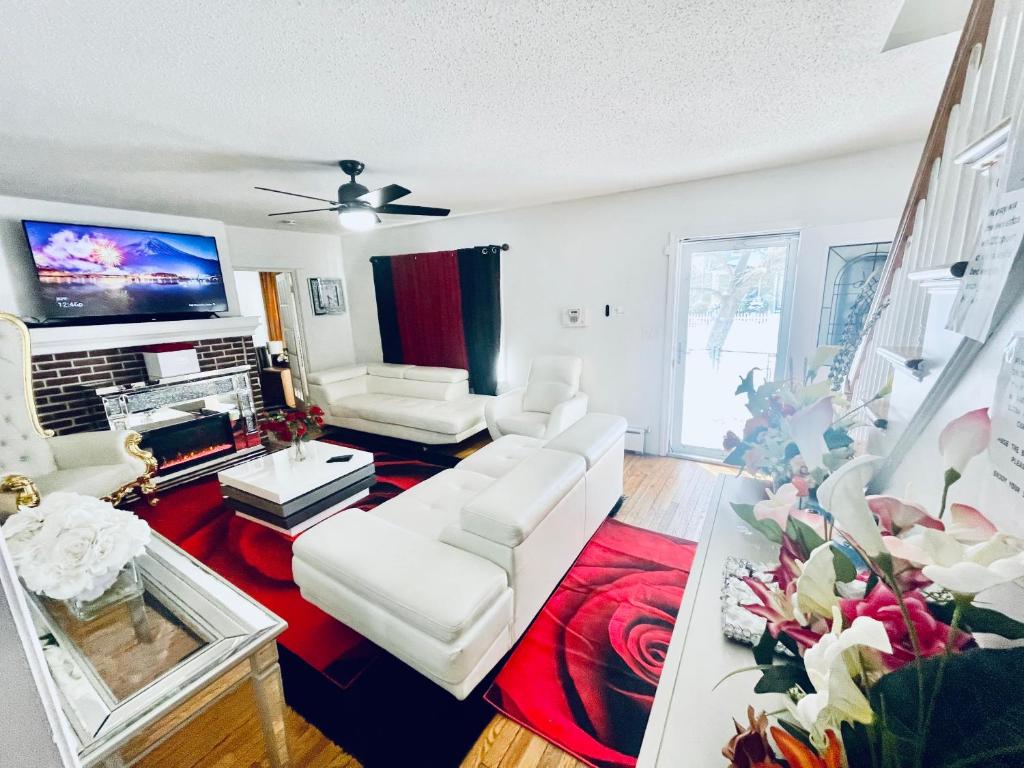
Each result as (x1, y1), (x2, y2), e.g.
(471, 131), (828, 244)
(947, 185), (1024, 340)
(989, 333), (1024, 499)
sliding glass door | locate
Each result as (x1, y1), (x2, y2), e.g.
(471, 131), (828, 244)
(667, 233), (798, 458)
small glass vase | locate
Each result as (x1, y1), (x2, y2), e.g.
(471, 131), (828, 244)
(291, 436), (308, 462)
(65, 559), (144, 622)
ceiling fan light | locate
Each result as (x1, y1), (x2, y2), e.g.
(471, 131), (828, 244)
(338, 207), (377, 231)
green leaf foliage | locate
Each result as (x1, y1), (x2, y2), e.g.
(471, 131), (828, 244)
(731, 502), (784, 543)
(753, 662), (811, 695)
(830, 544), (858, 583)
(823, 426), (854, 450)
(868, 647), (1024, 767)
(928, 602), (1024, 640)
(786, 515), (826, 557)
(735, 368), (758, 397)
(752, 627), (777, 666)
(723, 443), (749, 467)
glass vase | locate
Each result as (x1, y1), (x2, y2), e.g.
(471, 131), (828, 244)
(292, 436), (308, 462)
(65, 559), (144, 622)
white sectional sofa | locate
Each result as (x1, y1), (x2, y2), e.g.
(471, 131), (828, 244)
(292, 413), (627, 699)
(307, 363), (488, 445)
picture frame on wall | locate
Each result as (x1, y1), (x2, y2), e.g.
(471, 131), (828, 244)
(308, 277), (346, 315)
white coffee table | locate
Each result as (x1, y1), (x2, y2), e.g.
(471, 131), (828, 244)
(218, 440), (376, 534)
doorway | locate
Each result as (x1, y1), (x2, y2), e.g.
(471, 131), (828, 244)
(234, 269), (310, 409)
(666, 232), (799, 458)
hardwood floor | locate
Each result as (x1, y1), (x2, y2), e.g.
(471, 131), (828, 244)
(140, 454), (726, 768)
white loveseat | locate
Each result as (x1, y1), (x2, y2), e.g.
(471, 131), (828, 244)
(307, 363), (488, 445)
(292, 412), (627, 698)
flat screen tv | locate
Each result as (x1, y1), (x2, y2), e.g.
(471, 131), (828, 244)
(22, 220), (229, 322)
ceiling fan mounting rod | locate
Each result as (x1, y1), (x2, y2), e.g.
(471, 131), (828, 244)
(339, 159), (364, 182)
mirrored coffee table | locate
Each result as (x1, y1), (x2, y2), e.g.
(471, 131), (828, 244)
(28, 534), (289, 767)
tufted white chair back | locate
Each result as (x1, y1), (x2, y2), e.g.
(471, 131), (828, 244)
(521, 355), (583, 414)
(0, 313), (57, 478)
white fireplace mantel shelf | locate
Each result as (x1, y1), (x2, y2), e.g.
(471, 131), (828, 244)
(29, 316), (261, 356)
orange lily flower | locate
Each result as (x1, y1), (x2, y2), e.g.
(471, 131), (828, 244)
(770, 726), (845, 768)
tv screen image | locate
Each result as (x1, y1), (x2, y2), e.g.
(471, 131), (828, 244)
(22, 220), (229, 320)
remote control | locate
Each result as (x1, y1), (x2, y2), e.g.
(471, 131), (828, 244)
(327, 455), (353, 463)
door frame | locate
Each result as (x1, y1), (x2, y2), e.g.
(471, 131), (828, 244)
(235, 266), (312, 404)
(662, 231), (800, 460)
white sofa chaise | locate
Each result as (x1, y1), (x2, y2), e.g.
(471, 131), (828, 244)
(292, 412), (627, 699)
(307, 363), (487, 445)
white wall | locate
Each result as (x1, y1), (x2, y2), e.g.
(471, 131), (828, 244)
(0, 194), (240, 317)
(341, 143), (921, 452)
(226, 225), (355, 372)
(233, 269), (270, 348)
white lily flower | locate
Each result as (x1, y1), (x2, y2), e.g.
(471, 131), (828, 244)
(794, 542), (838, 623)
(753, 484), (800, 527)
(816, 454), (886, 556)
(938, 408), (991, 474)
(788, 396), (834, 471)
(922, 533), (1024, 596)
(791, 612), (892, 745)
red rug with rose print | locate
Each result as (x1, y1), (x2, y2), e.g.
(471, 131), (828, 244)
(485, 519), (698, 768)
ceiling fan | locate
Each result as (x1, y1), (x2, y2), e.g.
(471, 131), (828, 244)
(255, 160), (450, 231)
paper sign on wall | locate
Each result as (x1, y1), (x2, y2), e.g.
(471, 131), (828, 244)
(947, 184), (1024, 341)
(989, 332), (1024, 500)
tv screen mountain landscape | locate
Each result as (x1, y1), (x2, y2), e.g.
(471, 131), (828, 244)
(23, 220), (229, 320)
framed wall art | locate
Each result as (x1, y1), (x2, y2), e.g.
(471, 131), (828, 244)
(308, 277), (346, 315)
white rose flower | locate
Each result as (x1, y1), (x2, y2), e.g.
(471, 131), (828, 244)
(2, 492), (150, 602)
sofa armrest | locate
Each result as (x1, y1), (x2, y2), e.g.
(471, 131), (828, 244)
(484, 388), (525, 440)
(49, 430), (151, 474)
(544, 392), (589, 439)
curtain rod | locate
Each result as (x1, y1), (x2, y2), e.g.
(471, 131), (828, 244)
(369, 244), (509, 262)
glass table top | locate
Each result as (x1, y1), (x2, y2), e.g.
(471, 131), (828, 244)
(27, 533), (285, 765)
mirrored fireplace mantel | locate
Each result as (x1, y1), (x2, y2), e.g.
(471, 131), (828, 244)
(97, 365), (258, 434)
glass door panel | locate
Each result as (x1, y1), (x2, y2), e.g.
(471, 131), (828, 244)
(669, 234), (798, 457)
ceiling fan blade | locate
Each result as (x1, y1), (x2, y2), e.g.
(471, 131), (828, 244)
(375, 203), (450, 217)
(357, 184), (411, 207)
(255, 186), (339, 205)
(268, 207), (339, 216)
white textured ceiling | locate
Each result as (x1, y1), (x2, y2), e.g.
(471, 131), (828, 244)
(0, 1), (956, 233)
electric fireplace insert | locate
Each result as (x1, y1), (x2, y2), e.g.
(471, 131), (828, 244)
(140, 411), (236, 475)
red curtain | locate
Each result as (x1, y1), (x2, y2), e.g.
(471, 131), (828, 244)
(389, 251), (470, 370)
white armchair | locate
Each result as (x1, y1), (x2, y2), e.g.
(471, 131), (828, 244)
(485, 355), (588, 440)
(0, 313), (157, 511)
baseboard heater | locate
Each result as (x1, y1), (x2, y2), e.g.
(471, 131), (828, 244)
(624, 426), (647, 454)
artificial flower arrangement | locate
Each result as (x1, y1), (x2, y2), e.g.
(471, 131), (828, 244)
(722, 346), (890, 494)
(2, 492), (151, 602)
(722, 408), (1024, 768)
(260, 405), (326, 444)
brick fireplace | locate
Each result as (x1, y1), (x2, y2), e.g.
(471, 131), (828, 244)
(30, 335), (264, 435)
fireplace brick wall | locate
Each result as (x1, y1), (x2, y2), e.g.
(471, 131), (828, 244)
(31, 336), (264, 435)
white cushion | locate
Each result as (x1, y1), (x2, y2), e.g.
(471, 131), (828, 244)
(544, 413), (628, 469)
(293, 510), (508, 643)
(368, 376), (468, 401)
(341, 393), (485, 434)
(366, 362), (412, 379)
(33, 464), (141, 498)
(307, 365), (368, 385)
(495, 412), (549, 438)
(404, 366), (468, 384)
(458, 435), (546, 478)
(372, 468), (493, 539)
(521, 355), (582, 414)
(461, 449), (585, 546)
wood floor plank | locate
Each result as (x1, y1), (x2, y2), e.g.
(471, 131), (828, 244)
(155, 453), (715, 768)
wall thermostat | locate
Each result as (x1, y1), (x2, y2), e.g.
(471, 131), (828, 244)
(562, 307), (588, 327)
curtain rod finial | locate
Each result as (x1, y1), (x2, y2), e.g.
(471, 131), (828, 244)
(500, 243), (510, 251)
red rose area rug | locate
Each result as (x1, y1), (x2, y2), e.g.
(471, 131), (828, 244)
(485, 519), (698, 768)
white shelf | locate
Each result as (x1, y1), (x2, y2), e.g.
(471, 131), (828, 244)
(907, 266), (962, 294)
(29, 315), (260, 355)
(954, 117), (1011, 170)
